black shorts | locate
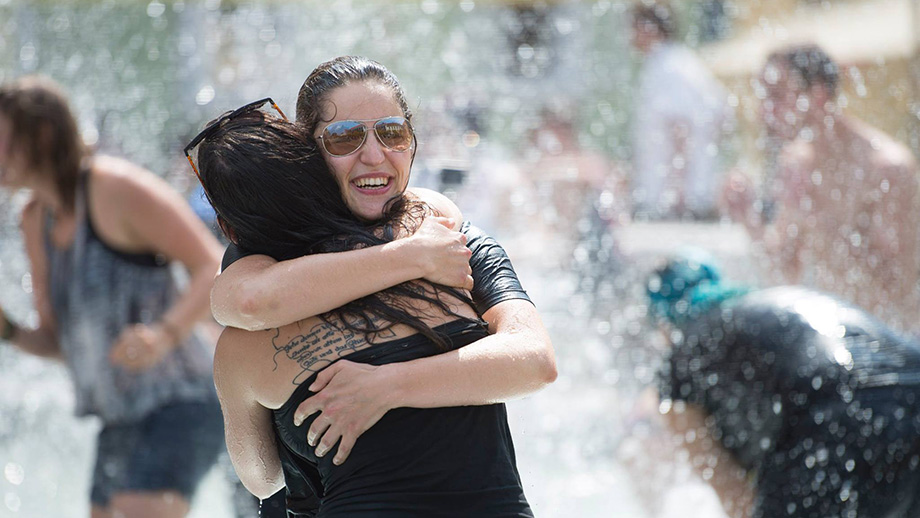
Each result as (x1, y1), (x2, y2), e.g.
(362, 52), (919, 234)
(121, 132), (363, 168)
(90, 400), (225, 506)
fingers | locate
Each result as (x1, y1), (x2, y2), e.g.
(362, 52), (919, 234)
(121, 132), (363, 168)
(332, 434), (356, 466)
(307, 360), (353, 394)
(464, 274), (475, 291)
(294, 395), (322, 427)
(308, 362), (340, 392)
(307, 414), (333, 448)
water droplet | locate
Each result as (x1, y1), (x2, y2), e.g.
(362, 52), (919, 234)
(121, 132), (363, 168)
(195, 86), (215, 106)
(147, 1), (166, 18)
(3, 463), (23, 485)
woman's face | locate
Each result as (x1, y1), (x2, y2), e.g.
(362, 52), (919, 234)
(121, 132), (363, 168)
(314, 81), (413, 222)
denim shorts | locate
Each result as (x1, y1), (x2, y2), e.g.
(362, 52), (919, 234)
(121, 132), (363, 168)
(90, 399), (225, 506)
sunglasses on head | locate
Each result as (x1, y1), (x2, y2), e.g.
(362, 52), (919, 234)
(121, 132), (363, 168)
(184, 97), (288, 184)
(316, 116), (414, 157)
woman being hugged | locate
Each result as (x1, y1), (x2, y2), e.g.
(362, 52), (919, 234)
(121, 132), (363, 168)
(198, 107), (536, 516)
(0, 76), (224, 518)
(210, 56), (556, 469)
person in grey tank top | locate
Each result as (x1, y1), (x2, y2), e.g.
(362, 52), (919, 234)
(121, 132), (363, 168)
(0, 76), (225, 518)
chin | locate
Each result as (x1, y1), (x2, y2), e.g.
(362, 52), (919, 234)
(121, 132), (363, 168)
(353, 208), (386, 222)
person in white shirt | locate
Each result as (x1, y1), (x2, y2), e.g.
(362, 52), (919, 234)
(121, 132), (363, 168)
(630, 2), (730, 220)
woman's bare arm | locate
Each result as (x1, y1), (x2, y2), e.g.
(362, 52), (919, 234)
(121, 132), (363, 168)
(210, 188), (472, 331)
(297, 299), (557, 465)
(213, 328), (285, 499)
(663, 401), (755, 518)
(91, 159), (222, 370)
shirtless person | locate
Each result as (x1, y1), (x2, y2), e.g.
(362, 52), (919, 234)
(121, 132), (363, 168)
(726, 44), (920, 333)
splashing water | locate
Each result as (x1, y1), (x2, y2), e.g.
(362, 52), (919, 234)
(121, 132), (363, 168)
(1, 1), (917, 517)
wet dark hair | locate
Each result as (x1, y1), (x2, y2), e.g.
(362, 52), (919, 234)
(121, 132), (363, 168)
(296, 55), (413, 135)
(196, 110), (475, 347)
(0, 75), (88, 212)
(631, 2), (676, 40)
(768, 44), (839, 96)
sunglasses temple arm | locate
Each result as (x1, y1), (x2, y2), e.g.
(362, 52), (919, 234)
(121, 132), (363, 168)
(271, 101), (289, 121)
(186, 154), (202, 179)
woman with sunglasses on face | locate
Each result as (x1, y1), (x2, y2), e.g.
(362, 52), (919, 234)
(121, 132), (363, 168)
(0, 76), (225, 518)
(196, 107), (536, 516)
(209, 56), (556, 469)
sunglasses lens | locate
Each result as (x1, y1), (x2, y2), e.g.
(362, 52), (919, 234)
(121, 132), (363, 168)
(322, 121), (367, 156)
(374, 117), (413, 152)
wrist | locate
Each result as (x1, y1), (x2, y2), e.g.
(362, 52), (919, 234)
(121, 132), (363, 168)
(378, 363), (407, 410)
(157, 318), (183, 348)
(385, 238), (431, 279)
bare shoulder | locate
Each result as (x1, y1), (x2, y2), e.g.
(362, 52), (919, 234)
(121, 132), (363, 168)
(874, 139), (916, 176)
(850, 122), (917, 174)
(406, 187), (463, 224)
(90, 155), (170, 199)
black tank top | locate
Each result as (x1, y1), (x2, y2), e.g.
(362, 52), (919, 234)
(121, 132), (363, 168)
(275, 319), (533, 517)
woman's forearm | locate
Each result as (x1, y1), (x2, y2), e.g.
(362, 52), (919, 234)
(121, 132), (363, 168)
(665, 404), (755, 518)
(213, 218), (471, 331)
(386, 300), (556, 408)
(214, 242), (428, 330)
(294, 299), (556, 465)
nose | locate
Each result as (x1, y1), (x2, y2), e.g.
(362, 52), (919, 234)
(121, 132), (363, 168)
(358, 128), (386, 166)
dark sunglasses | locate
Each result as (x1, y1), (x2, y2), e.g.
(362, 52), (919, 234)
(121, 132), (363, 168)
(316, 116), (414, 157)
(184, 97), (288, 184)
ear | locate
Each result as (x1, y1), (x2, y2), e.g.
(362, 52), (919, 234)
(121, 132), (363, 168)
(216, 215), (238, 244)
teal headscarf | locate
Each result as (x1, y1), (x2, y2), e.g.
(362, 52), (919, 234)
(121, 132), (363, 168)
(646, 248), (751, 326)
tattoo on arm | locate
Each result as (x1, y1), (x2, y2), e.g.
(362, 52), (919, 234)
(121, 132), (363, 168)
(270, 318), (396, 386)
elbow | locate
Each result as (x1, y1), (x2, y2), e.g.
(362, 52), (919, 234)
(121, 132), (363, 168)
(531, 339), (557, 388)
(241, 476), (285, 501)
(212, 281), (269, 331)
(231, 450), (285, 500)
(538, 353), (558, 386)
(236, 286), (269, 330)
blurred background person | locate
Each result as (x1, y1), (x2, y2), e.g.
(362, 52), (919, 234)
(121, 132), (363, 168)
(524, 102), (623, 268)
(639, 250), (920, 518)
(725, 44), (920, 335)
(629, 1), (731, 220)
(0, 76), (224, 518)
